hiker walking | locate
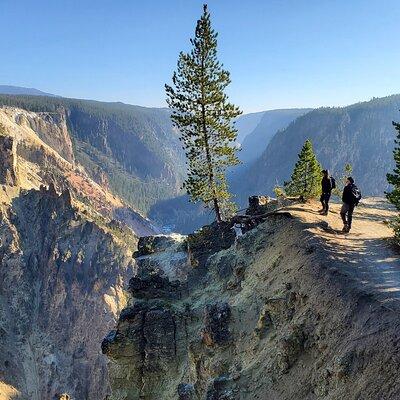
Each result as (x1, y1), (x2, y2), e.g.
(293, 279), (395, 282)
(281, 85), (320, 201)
(319, 170), (335, 215)
(340, 177), (361, 233)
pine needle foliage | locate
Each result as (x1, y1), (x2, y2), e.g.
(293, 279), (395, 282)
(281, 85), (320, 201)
(333, 163), (353, 196)
(386, 120), (400, 242)
(284, 139), (322, 199)
(165, 4), (242, 223)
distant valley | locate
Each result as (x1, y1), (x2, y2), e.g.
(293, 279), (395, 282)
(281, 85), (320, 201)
(0, 87), (399, 234)
(0, 87), (399, 399)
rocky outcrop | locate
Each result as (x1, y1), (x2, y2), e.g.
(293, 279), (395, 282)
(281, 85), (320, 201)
(0, 186), (136, 399)
(0, 135), (18, 186)
(104, 212), (400, 400)
(0, 106), (156, 237)
(187, 222), (235, 268)
(102, 300), (185, 399)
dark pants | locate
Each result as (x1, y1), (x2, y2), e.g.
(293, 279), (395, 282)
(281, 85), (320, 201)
(320, 192), (331, 212)
(340, 203), (355, 228)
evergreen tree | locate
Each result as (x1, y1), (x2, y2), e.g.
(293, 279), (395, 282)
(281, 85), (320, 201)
(333, 163), (353, 196)
(387, 121), (400, 209)
(165, 4), (242, 223)
(284, 139), (322, 199)
(386, 120), (400, 240)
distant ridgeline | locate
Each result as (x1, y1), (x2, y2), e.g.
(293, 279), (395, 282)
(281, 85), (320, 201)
(233, 94), (400, 204)
(0, 94), (186, 214)
(2, 93), (400, 233)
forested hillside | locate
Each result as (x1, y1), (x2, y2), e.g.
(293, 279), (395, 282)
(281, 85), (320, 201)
(0, 85), (56, 96)
(236, 95), (400, 203)
(0, 95), (186, 213)
(235, 110), (265, 143)
(239, 108), (312, 164)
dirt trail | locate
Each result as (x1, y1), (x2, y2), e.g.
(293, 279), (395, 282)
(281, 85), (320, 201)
(285, 198), (400, 308)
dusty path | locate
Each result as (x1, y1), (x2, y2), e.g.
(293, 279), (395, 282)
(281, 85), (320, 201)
(285, 198), (400, 308)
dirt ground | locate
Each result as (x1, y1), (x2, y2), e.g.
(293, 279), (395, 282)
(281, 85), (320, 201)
(285, 198), (400, 308)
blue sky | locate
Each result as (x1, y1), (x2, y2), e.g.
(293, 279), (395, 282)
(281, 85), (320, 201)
(1, 0), (400, 113)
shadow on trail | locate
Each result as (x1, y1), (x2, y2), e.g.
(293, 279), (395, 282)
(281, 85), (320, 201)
(353, 212), (392, 224)
(284, 201), (400, 306)
(359, 199), (396, 211)
(303, 218), (400, 306)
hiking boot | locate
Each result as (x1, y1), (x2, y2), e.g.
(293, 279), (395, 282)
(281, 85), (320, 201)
(322, 211), (328, 216)
(342, 224), (349, 232)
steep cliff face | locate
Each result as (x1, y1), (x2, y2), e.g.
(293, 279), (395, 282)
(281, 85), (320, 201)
(0, 104), (163, 399)
(0, 185), (136, 399)
(14, 108), (74, 163)
(104, 204), (400, 400)
(0, 106), (156, 236)
(0, 95), (187, 215)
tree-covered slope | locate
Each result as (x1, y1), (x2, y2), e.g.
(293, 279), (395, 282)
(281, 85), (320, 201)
(0, 95), (186, 213)
(239, 95), (400, 201)
(0, 85), (56, 96)
(235, 111), (265, 143)
(239, 108), (312, 164)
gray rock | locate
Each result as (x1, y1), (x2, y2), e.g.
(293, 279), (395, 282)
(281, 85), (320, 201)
(206, 376), (236, 400)
(178, 383), (195, 399)
(129, 274), (181, 300)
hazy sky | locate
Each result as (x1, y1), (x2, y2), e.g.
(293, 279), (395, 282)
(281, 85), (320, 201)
(1, 0), (400, 113)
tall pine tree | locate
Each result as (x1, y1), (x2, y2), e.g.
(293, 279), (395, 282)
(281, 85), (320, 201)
(387, 120), (400, 208)
(284, 139), (322, 199)
(165, 4), (242, 223)
(333, 163), (353, 196)
(386, 120), (400, 240)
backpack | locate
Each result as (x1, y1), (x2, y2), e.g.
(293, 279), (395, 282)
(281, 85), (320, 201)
(330, 177), (336, 190)
(351, 184), (362, 205)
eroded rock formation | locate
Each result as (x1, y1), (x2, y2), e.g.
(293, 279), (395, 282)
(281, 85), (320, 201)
(0, 186), (136, 399)
(14, 108), (75, 163)
(104, 213), (400, 400)
(0, 135), (18, 186)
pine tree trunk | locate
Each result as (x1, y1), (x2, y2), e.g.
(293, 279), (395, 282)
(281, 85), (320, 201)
(202, 114), (222, 223)
(200, 52), (222, 223)
(213, 198), (222, 223)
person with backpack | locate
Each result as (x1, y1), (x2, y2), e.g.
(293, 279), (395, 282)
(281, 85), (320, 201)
(319, 170), (335, 215)
(340, 176), (361, 233)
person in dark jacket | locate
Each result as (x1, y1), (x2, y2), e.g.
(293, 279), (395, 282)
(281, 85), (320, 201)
(319, 170), (332, 215)
(340, 177), (356, 232)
